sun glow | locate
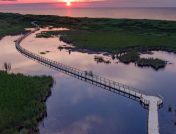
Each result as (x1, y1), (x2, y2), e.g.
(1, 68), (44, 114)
(59, 0), (103, 7)
(65, 0), (71, 6)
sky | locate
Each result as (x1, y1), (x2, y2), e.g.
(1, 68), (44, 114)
(0, 0), (176, 7)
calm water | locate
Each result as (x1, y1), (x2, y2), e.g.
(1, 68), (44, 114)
(0, 28), (176, 134)
(0, 4), (176, 20)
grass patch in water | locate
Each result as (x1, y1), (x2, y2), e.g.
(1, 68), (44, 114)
(137, 58), (167, 70)
(117, 51), (167, 70)
(118, 51), (139, 64)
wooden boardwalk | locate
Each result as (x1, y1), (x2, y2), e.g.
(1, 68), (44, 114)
(15, 24), (163, 134)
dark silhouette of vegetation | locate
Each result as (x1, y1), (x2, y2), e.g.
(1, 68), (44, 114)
(94, 56), (111, 64)
(36, 30), (62, 38)
(0, 71), (53, 134)
(58, 46), (64, 51)
(40, 52), (46, 54)
(137, 58), (166, 70)
(118, 51), (139, 64)
(40, 51), (50, 55)
(168, 106), (172, 112)
(3, 62), (11, 72)
(58, 46), (73, 51)
(117, 51), (166, 70)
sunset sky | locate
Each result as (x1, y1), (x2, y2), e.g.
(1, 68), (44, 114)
(0, 0), (176, 7)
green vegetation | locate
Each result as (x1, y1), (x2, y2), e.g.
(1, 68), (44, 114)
(0, 12), (175, 69)
(118, 51), (139, 64)
(0, 71), (53, 134)
(58, 45), (72, 51)
(137, 58), (166, 70)
(58, 30), (176, 53)
(36, 31), (61, 38)
(1, 12), (176, 53)
(94, 56), (111, 64)
(117, 51), (167, 70)
(33, 16), (176, 53)
(0, 14), (31, 39)
(3, 62), (11, 72)
(1, 12), (176, 52)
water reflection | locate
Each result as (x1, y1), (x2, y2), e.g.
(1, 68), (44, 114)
(1, 30), (176, 133)
(66, 8), (71, 17)
(39, 75), (147, 134)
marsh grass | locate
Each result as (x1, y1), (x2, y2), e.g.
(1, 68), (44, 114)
(94, 56), (111, 64)
(117, 51), (167, 70)
(0, 12), (175, 70)
(137, 58), (167, 70)
(1, 12), (176, 53)
(3, 62), (11, 72)
(0, 71), (53, 134)
(118, 51), (139, 64)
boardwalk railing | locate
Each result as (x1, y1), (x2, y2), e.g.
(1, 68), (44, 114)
(15, 25), (163, 109)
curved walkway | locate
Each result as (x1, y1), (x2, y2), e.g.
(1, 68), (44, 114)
(15, 23), (163, 134)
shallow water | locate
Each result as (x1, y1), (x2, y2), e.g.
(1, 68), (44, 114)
(0, 29), (176, 134)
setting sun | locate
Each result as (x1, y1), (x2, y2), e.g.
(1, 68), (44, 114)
(65, 0), (71, 6)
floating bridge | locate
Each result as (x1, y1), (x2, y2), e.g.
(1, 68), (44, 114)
(15, 23), (163, 134)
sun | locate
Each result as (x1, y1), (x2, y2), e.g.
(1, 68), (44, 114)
(65, 0), (71, 6)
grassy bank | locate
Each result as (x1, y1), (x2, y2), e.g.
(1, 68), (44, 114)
(0, 13), (31, 39)
(0, 71), (53, 134)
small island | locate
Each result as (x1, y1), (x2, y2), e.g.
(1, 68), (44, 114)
(117, 51), (167, 70)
